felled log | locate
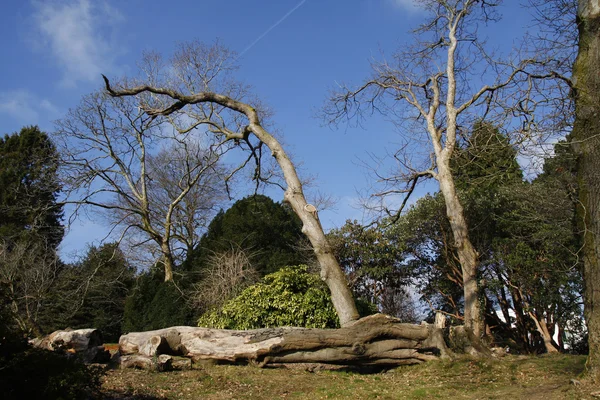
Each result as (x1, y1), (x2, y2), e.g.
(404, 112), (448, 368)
(30, 328), (110, 363)
(118, 314), (449, 369)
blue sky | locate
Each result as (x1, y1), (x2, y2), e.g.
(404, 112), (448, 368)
(0, 0), (535, 259)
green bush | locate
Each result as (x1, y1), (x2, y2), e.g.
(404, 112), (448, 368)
(0, 283), (103, 400)
(198, 265), (340, 329)
(0, 347), (103, 400)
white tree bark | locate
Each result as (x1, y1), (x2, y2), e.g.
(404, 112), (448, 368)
(117, 314), (449, 369)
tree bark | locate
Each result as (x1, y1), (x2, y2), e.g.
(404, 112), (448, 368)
(437, 163), (483, 338)
(161, 240), (174, 282)
(528, 312), (559, 354)
(30, 328), (111, 363)
(116, 314), (449, 369)
(251, 124), (359, 326)
(573, 0), (600, 381)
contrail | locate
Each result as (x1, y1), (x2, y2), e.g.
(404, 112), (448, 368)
(238, 0), (307, 58)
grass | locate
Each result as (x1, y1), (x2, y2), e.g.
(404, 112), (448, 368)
(99, 354), (600, 399)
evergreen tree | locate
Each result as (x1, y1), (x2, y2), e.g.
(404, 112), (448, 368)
(185, 194), (307, 276)
(62, 244), (135, 341)
(122, 266), (193, 332)
(0, 126), (63, 248)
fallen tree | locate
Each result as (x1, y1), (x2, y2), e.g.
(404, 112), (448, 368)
(115, 314), (449, 370)
(30, 328), (111, 363)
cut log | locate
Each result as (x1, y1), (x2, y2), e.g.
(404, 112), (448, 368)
(31, 328), (110, 363)
(118, 314), (450, 369)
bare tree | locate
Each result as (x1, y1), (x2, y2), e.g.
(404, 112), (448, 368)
(54, 89), (228, 281)
(572, 0), (600, 380)
(0, 239), (60, 336)
(101, 40), (359, 326)
(146, 144), (227, 259)
(190, 246), (259, 312)
(324, 0), (556, 337)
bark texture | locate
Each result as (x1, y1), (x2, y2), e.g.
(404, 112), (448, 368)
(30, 328), (110, 363)
(573, 0), (600, 381)
(116, 314), (449, 369)
(437, 164), (483, 338)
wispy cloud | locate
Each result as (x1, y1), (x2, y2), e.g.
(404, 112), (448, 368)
(0, 89), (59, 123)
(390, 0), (423, 13)
(32, 0), (124, 87)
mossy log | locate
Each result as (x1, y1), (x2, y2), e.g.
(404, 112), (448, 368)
(117, 314), (449, 370)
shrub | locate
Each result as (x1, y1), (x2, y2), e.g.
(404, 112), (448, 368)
(0, 283), (103, 400)
(0, 347), (103, 400)
(198, 265), (340, 329)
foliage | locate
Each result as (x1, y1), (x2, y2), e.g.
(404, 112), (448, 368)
(451, 121), (523, 192)
(0, 347), (104, 400)
(0, 283), (103, 400)
(385, 128), (583, 352)
(122, 267), (193, 332)
(328, 221), (416, 321)
(0, 282), (28, 360)
(198, 266), (342, 329)
(58, 243), (135, 341)
(0, 239), (63, 336)
(0, 126), (63, 248)
(186, 195), (307, 277)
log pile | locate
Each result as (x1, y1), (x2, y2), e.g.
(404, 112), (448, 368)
(116, 314), (450, 370)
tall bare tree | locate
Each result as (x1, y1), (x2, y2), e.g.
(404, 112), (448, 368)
(325, 0), (550, 337)
(54, 90), (227, 281)
(572, 0), (600, 380)
(101, 41), (359, 326)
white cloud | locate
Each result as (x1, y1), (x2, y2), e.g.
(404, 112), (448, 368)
(390, 0), (423, 13)
(32, 0), (124, 87)
(0, 89), (59, 123)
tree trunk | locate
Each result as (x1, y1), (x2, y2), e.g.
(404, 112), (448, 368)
(116, 314), (449, 369)
(528, 312), (559, 354)
(161, 241), (174, 282)
(251, 124), (359, 327)
(30, 328), (111, 363)
(437, 165), (483, 338)
(573, 0), (600, 381)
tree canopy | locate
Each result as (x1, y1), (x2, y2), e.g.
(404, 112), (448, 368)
(186, 194), (307, 276)
(0, 126), (63, 248)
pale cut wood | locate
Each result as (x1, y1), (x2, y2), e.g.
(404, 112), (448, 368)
(118, 314), (450, 369)
(32, 328), (103, 352)
(30, 328), (110, 363)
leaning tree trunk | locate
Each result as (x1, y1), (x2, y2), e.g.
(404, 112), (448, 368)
(115, 314), (449, 370)
(437, 162), (483, 338)
(573, 0), (600, 381)
(102, 77), (360, 327)
(251, 124), (359, 326)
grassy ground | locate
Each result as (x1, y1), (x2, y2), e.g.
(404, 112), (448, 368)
(99, 354), (600, 399)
